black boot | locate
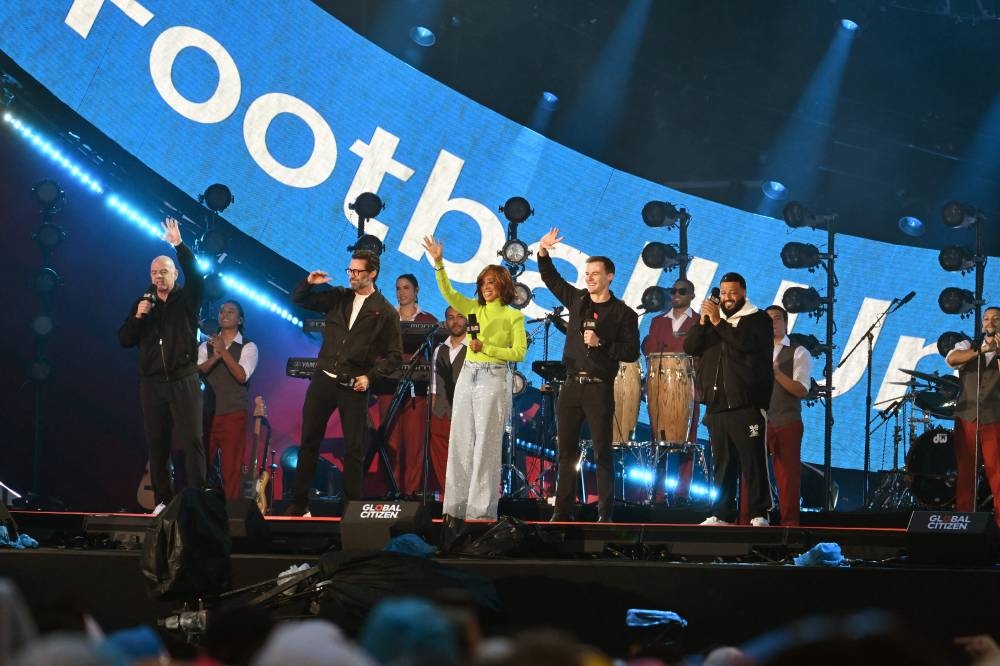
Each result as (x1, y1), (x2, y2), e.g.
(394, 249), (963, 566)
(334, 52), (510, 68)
(439, 514), (468, 554)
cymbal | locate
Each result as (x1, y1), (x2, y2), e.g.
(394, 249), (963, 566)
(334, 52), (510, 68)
(888, 380), (922, 387)
(899, 368), (960, 388)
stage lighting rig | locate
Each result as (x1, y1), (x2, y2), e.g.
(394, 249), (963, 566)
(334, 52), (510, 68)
(937, 200), (987, 336)
(32, 179), (64, 214)
(936, 331), (971, 357)
(938, 287), (976, 317)
(641, 201), (690, 228)
(640, 242), (681, 271)
(498, 196), (533, 269)
(938, 245), (975, 273)
(199, 183), (234, 213)
(782, 201), (837, 230)
(348, 192), (385, 255)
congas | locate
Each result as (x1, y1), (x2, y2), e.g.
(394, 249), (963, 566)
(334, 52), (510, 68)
(646, 352), (695, 444)
(613, 361), (642, 443)
(905, 428), (956, 507)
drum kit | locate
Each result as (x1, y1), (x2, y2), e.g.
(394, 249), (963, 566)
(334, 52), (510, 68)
(867, 367), (967, 510)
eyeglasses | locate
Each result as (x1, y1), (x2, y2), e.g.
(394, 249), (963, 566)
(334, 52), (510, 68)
(667, 287), (690, 296)
(345, 268), (370, 277)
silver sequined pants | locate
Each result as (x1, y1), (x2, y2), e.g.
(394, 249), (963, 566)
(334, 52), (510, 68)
(442, 361), (511, 520)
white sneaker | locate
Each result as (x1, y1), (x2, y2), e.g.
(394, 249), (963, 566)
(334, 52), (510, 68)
(151, 502), (167, 517)
(303, 511), (312, 518)
(700, 516), (731, 526)
(750, 516), (770, 527)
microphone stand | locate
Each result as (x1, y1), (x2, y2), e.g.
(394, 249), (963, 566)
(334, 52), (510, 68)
(837, 294), (911, 509)
(419, 326), (445, 508)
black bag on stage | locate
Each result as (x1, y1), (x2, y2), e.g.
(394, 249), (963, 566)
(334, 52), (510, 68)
(140, 487), (232, 601)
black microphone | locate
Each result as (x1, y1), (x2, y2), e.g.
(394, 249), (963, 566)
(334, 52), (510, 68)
(895, 290), (917, 307)
(702, 287), (721, 325)
(582, 311), (598, 333)
(142, 284), (156, 303)
(467, 313), (480, 340)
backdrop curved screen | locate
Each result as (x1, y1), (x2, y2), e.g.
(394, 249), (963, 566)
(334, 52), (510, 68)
(1, 0), (987, 470)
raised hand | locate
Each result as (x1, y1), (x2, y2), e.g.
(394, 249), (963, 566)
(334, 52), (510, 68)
(538, 227), (563, 253)
(422, 235), (444, 264)
(306, 270), (331, 285)
(162, 217), (182, 246)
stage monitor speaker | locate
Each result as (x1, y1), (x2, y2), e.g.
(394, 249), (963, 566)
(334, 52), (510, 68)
(226, 498), (269, 546)
(340, 500), (429, 551)
(906, 511), (999, 566)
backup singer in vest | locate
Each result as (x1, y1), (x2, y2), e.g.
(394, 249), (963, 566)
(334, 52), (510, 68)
(118, 218), (207, 514)
(946, 306), (1000, 525)
(538, 228), (640, 523)
(761, 305), (810, 526)
(286, 250), (403, 516)
(642, 278), (700, 503)
(197, 300), (259, 500)
(684, 272), (774, 526)
(421, 236), (527, 521)
(429, 306), (469, 494)
(377, 274), (438, 497)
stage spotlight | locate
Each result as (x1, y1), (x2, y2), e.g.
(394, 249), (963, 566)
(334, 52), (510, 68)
(782, 201), (836, 229)
(500, 238), (530, 266)
(32, 179), (64, 213)
(641, 201), (690, 228)
(30, 357), (53, 383)
(204, 273), (226, 302)
(199, 228), (228, 255)
(500, 196), (533, 224)
(350, 234), (384, 256)
(349, 192), (385, 221)
(31, 313), (54, 337)
(936, 331), (971, 357)
(761, 180), (788, 201)
(840, 18), (859, 30)
(941, 201), (981, 229)
(938, 245), (975, 273)
(789, 332), (824, 358)
(199, 183), (234, 213)
(897, 216), (925, 237)
(640, 242), (680, 271)
(639, 286), (669, 313)
(32, 222), (65, 253)
(782, 286), (823, 315)
(33, 267), (61, 295)
(780, 242), (822, 270)
(409, 26), (436, 47)
(938, 287), (975, 316)
(511, 282), (533, 309)
(540, 91), (559, 111)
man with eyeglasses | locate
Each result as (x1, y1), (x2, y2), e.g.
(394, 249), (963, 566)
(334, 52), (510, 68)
(642, 278), (700, 504)
(683, 272), (773, 527)
(118, 217), (207, 515)
(287, 250), (403, 516)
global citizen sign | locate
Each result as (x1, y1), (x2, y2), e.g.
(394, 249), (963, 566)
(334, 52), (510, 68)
(359, 503), (403, 520)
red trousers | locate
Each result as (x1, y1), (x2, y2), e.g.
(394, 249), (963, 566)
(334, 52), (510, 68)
(954, 418), (1000, 525)
(204, 410), (248, 499)
(377, 394), (431, 496)
(740, 420), (802, 525)
(428, 414), (451, 495)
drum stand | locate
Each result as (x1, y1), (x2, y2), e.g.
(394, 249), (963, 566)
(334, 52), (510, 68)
(865, 395), (917, 511)
(501, 375), (540, 499)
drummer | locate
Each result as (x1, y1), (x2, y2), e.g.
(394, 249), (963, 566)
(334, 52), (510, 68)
(945, 307), (1000, 526)
(642, 278), (700, 504)
(537, 228), (640, 522)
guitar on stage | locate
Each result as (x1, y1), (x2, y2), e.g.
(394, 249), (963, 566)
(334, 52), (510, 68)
(244, 396), (273, 515)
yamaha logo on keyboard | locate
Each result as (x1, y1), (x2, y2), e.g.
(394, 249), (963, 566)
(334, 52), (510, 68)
(359, 503), (402, 519)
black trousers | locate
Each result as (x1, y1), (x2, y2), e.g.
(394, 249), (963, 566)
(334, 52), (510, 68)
(140, 373), (206, 506)
(705, 407), (771, 521)
(555, 378), (615, 518)
(293, 372), (370, 507)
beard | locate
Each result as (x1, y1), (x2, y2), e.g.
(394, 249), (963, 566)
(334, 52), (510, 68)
(722, 298), (746, 316)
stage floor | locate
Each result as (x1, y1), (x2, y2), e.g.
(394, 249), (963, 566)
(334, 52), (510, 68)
(3, 507), (998, 660)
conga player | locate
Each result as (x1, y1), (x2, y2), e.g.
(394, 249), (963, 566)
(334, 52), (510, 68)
(537, 228), (640, 523)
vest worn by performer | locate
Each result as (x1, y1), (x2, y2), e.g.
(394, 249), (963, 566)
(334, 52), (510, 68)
(433, 341), (467, 418)
(202, 337), (251, 415)
(954, 357), (1000, 424)
(768, 344), (802, 426)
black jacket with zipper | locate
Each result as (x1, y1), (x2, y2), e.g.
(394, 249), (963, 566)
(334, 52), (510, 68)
(118, 242), (204, 382)
(292, 280), (403, 381)
(683, 306), (773, 413)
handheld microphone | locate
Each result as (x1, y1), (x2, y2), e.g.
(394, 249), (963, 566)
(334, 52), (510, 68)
(467, 313), (480, 340)
(702, 287), (721, 325)
(142, 284), (156, 303)
(582, 311), (598, 333)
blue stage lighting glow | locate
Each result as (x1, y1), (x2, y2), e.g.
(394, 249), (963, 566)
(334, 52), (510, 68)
(3, 112), (104, 194)
(840, 18), (859, 31)
(409, 26), (436, 47)
(219, 273), (301, 326)
(540, 91), (560, 110)
(664, 477), (679, 491)
(626, 466), (654, 483)
(106, 195), (163, 238)
(897, 216), (926, 237)
(761, 180), (788, 200)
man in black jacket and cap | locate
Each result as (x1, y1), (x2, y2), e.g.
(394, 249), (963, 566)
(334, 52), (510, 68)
(684, 272), (774, 526)
(537, 227), (640, 522)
